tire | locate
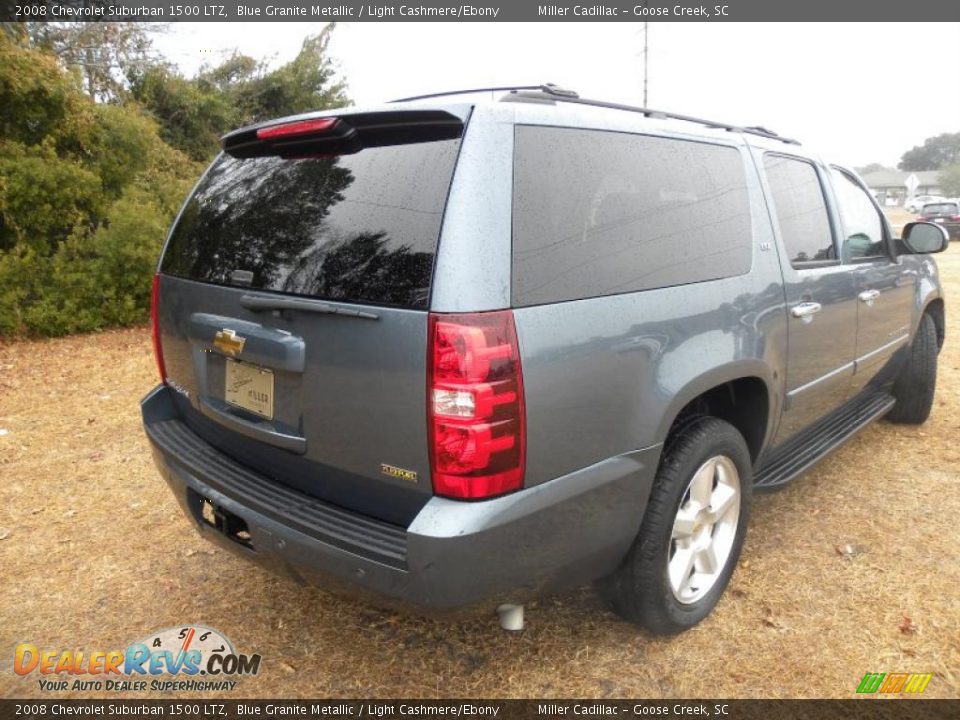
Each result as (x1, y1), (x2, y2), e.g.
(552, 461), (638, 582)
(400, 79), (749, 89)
(886, 313), (938, 424)
(596, 417), (752, 634)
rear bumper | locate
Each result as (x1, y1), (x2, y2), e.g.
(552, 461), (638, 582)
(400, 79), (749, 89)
(142, 385), (659, 613)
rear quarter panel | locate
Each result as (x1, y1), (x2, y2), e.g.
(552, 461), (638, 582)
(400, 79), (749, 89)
(514, 136), (789, 486)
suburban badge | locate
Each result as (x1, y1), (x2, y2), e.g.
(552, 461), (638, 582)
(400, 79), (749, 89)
(380, 464), (417, 483)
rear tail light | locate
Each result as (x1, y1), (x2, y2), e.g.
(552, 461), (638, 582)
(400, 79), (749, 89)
(428, 311), (525, 500)
(916, 216), (928, 222)
(952, 215), (960, 221)
(256, 117), (338, 140)
(151, 273), (167, 384)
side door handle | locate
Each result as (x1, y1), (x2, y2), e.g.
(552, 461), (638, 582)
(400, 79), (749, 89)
(858, 289), (881, 305)
(790, 301), (822, 321)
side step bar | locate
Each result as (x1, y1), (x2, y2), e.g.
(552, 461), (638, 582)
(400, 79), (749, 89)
(754, 391), (895, 491)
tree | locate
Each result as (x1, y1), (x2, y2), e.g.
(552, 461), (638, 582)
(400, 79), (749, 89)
(128, 63), (238, 161)
(0, 33), (200, 336)
(131, 25), (348, 161)
(898, 132), (960, 171)
(229, 26), (349, 126)
(24, 21), (163, 101)
(855, 163), (888, 175)
(939, 164), (960, 197)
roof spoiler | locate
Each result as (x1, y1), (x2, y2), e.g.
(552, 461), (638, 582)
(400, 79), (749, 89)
(221, 109), (465, 159)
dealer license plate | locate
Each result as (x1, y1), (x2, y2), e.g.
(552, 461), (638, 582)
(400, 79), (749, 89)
(225, 358), (274, 420)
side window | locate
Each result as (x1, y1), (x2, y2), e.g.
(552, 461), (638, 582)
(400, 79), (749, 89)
(511, 126), (753, 307)
(830, 168), (888, 260)
(762, 155), (835, 267)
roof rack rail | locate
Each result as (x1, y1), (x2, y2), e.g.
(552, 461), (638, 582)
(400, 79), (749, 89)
(391, 83), (800, 146)
(509, 91), (801, 146)
(389, 83), (579, 103)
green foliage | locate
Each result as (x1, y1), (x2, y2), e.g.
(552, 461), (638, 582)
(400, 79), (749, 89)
(939, 164), (960, 197)
(0, 141), (103, 252)
(230, 29), (349, 126)
(0, 37), (85, 147)
(128, 64), (237, 162)
(899, 132), (960, 171)
(0, 23), (348, 337)
(0, 33), (200, 337)
(132, 26), (348, 161)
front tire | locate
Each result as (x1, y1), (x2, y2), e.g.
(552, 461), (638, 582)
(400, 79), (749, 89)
(596, 417), (752, 634)
(886, 313), (938, 425)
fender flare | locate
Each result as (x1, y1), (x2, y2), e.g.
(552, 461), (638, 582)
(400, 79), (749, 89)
(653, 360), (778, 451)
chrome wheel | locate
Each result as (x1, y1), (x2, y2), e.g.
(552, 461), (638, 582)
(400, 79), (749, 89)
(668, 455), (741, 604)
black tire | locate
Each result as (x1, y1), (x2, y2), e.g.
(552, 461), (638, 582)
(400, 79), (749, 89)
(886, 313), (938, 425)
(596, 417), (752, 635)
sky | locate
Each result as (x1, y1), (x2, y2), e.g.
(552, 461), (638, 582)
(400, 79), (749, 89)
(153, 22), (960, 167)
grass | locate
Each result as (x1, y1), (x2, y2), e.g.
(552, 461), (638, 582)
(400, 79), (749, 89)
(0, 241), (958, 699)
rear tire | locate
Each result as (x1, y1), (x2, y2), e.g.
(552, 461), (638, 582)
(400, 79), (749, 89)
(596, 417), (752, 634)
(886, 314), (938, 425)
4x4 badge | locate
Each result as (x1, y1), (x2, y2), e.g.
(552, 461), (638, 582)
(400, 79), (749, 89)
(213, 328), (246, 357)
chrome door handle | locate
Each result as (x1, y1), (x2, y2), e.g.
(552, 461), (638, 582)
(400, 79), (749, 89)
(858, 289), (880, 304)
(791, 302), (822, 319)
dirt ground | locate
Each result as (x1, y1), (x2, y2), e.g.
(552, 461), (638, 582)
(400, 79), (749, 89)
(1, 236), (958, 700)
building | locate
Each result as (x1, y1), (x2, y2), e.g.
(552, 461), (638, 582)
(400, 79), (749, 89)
(860, 169), (943, 206)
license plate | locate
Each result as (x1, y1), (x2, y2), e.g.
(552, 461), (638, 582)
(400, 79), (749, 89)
(934, 218), (945, 223)
(225, 358), (274, 419)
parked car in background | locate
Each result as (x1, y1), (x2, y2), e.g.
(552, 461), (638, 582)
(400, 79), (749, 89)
(907, 194), (945, 213)
(142, 85), (948, 635)
(918, 201), (960, 240)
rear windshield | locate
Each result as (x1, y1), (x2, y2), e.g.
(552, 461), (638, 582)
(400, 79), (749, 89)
(922, 203), (958, 215)
(161, 138), (462, 309)
(512, 126), (752, 307)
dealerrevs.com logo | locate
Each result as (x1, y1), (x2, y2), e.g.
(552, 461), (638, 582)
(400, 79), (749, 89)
(14, 625), (261, 692)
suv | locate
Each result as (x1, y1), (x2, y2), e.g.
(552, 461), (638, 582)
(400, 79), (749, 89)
(917, 201), (960, 240)
(142, 86), (948, 634)
(907, 194), (945, 213)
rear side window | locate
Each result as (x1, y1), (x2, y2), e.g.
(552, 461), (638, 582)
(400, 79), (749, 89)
(762, 154), (835, 266)
(512, 126), (753, 307)
(922, 203), (958, 215)
(161, 138), (462, 309)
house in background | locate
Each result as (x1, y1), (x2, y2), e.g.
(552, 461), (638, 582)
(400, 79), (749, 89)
(860, 168), (942, 206)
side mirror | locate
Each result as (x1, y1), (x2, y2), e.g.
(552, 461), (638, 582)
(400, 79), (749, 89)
(902, 222), (949, 254)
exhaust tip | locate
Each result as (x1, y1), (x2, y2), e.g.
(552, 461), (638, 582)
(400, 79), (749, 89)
(496, 603), (524, 632)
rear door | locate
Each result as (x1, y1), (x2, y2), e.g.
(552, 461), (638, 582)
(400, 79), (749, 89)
(828, 168), (916, 391)
(761, 153), (858, 443)
(154, 108), (468, 525)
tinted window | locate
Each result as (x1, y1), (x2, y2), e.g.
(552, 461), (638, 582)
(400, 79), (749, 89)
(763, 155), (835, 266)
(512, 127), (752, 306)
(922, 203), (958, 215)
(161, 138), (462, 309)
(830, 169), (887, 260)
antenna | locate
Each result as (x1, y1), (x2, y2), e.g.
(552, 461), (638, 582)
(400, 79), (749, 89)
(642, 22), (649, 106)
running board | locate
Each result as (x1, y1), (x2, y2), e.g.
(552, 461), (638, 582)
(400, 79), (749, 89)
(754, 391), (895, 491)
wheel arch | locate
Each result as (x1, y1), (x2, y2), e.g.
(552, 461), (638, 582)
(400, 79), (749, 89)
(655, 364), (776, 465)
(923, 297), (945, 351)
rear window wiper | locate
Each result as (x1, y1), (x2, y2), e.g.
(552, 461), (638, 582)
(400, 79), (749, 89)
(239, 294), (379, 320)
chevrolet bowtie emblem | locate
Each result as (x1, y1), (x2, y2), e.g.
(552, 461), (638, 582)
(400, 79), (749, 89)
(213, 328), (246, 357)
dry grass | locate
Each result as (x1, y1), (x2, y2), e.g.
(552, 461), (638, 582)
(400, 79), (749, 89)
(1, 243), (958, 700)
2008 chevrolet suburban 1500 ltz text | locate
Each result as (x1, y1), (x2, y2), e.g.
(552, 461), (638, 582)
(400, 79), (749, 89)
(142, 85), (948, 634)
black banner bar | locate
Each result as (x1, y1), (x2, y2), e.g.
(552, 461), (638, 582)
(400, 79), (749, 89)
(3, 0), (960, 22)
(1, 700), (959, 720)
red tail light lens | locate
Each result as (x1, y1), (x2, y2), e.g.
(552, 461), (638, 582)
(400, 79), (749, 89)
(151, 273), (167, 384)
(428, 311), (525, 500)
(916, 216), (928, 222)
(256, 117), (338, 140)
(952, 215), (960, 221)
